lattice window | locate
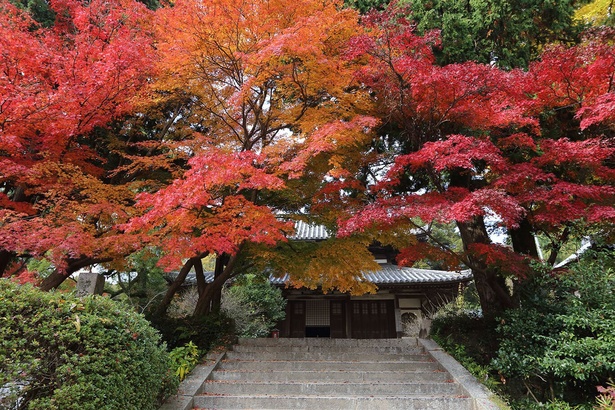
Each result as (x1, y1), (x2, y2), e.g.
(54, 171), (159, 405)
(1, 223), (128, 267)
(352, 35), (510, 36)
(306, 300), (330, 326)
(331, 302), (342, 315)
(371, 302), (378, 315)
(293, 303), (304, 315)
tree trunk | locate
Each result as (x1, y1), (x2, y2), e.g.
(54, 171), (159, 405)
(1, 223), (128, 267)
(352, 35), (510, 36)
(0, 251), (15, 277)
(40, 270), (71, 291)
(211, 254), (228, 311)
(40, 257), (112, 291)
(510, 218), (539, 258)
(155, 258), (195, 316)
(457, 216), (516, 319)
(193, 251), (241, 317)
(1, 186), (27, 278)
(546, 226), (570, 267)
(193, 257), (207, 297)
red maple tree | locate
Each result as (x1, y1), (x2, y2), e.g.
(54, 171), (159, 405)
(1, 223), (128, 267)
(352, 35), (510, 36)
(337, 5), (615, 318)
(0, 0), (155, 287)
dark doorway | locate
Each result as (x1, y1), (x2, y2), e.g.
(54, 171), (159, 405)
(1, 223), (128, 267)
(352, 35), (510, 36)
(305, 326), (331, 337)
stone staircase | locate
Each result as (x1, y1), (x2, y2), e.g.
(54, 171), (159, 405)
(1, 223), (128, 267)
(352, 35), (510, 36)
(192, 338), (474, 409)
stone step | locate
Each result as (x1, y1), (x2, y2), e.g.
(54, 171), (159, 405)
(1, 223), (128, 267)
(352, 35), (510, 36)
(217, 359), (440, 372)
(203, 381), (463, 396)
(193, 394), (473, 409)
(210, 369), (452, 383)
(192, 339), (476, 410)
(231, 344), (425, 355)
(224, 350), (430, 362)
(237, 337), (418, 348)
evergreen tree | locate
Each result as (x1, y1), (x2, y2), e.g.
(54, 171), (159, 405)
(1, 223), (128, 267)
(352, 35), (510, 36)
(408, 0), (582, 68)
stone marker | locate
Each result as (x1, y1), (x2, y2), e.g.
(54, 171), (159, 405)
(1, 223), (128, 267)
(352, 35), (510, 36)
(76, 272), (105, 296)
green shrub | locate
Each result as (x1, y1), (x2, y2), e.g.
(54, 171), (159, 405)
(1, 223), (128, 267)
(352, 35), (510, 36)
(221, 273), (286, 338)
(169, 341), (200, 381)
(149, 311), (235, 351)
(433, 334), (501, 392)
(509, 398), (590, 410)
(0, 280), (178, 410)
(432, 309), (498, 367)
(493, 249), (615, 404)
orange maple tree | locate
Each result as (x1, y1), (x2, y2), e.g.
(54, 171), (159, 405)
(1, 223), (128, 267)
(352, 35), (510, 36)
(124, 0), (379, 315)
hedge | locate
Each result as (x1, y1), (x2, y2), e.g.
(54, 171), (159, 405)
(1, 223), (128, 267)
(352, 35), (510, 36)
(0, 280), (178, 410)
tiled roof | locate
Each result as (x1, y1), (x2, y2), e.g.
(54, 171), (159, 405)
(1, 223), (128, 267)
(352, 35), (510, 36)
(289, 220), (330, 240)
(364, 264), (472, 284)
(268, 263), (472, 286)
(287, 220), (428, 241)
(177, 263), (471, 287)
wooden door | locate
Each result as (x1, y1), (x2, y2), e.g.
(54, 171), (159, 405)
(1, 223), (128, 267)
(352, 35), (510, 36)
(289, 301), (306, 338)
(330, 301), (346, 338)
(351, 300), (395, 338)
(351, 301), (368, 339)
